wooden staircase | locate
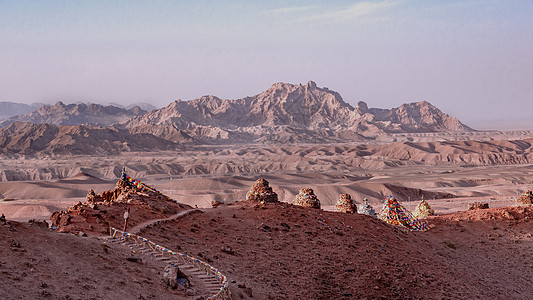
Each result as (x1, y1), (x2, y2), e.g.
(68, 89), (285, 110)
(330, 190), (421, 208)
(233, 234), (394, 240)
(104, 228), (231, 299)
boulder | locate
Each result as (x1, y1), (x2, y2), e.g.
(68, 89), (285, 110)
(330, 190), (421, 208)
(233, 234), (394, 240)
(162, 265), (191, 290)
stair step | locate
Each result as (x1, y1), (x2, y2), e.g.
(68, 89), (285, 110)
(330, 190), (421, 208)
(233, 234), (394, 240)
(177, 264), (194, 269)
(205, 285), (222, 289)
(203, 280), (221, 284)
(155, 257), (171, 261)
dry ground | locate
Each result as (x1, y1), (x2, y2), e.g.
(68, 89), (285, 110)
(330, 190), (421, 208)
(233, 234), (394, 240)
(1, 202), (532, 299)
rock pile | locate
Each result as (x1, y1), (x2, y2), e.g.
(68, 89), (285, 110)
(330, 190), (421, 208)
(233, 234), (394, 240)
(50, 210), (72, 227)
(245, 178), (278, 203)
(516, 191), (533, 205)
(467, 202), (489, 210)
(334, 193), (356, 213)
(85, 179), (139, 205)
(378, 196), (433, 231)
(293, 188), (321, 209)
(412, 199), (435, 219)
(357, 198), (377, 218)
(50, 172), (184, 234)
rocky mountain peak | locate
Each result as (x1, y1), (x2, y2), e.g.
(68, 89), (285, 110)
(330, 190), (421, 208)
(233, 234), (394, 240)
(1, 81), (473, 145)
(123, 81), (472, 144)
(54, 101), (66, 108)
(306, 80), (317, 89)
(355, 101), (369, 114)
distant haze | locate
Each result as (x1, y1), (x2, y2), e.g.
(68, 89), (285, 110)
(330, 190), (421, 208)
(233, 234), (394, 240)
(1, 1), (532, 130)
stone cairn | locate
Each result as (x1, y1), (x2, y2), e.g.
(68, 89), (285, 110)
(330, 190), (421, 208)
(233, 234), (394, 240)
(412, 199), (435, 219)
(334, 193), (356, 213)
(516, 191), (533, 205)
(357, 198), (377, 218)
(245, 178), (278, 203)
(293, 188), (321, 209)
(467, 202), (489, 210)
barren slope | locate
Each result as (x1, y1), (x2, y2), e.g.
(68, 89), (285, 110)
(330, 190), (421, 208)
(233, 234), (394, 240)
(0, 122), (179, 157)
(0, 221), (195, 299)
(138, 202), (533, 299)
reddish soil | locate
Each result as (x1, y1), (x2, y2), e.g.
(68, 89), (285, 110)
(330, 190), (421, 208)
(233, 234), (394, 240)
(140, 202), (533, 299)
(1, 201), (532, 299)
(0, 220), (193, 299)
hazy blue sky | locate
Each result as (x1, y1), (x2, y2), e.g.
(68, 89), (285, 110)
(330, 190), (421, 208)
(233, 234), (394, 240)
(1, 0), (532, 129)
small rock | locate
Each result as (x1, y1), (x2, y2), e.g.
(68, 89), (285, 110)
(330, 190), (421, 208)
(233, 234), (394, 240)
(101, 244), (110, 253)
(243, 287), (253, 297)
(258, 223), (271, 232)
(280, 222), (291, 231)
(211, 200), (223, 208)
(221, 245), (235, 255)
(126, 257), (142, 263)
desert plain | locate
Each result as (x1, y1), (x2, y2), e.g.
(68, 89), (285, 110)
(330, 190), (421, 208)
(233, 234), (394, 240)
(1, 134), (533, 299)
(2, 137), (533, 221)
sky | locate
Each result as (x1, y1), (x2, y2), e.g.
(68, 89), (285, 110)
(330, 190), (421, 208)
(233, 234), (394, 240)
(0, 0), (532, 130)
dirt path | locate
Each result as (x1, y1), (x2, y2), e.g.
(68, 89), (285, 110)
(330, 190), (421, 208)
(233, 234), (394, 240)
(129, 209), (196, 234)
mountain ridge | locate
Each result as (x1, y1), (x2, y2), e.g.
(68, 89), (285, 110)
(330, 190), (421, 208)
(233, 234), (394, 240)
(123, 81), (472, 143)
(0, 101), (148, 127)
(0, 81), (474, 148)
(0, 102), (43, 121)
(0, 121), (179, 157)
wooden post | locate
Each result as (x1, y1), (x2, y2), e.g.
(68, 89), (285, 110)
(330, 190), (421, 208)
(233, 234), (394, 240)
(123, 208), (130, 231)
